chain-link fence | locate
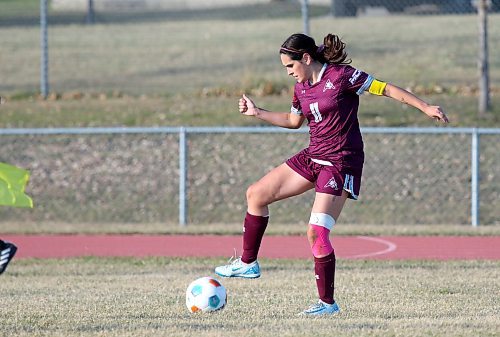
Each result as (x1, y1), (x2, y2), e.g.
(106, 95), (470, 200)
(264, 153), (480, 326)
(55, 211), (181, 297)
(328, 0), (500, 16)
(0, 127), (498, 226)
(0, 2), (499, 229)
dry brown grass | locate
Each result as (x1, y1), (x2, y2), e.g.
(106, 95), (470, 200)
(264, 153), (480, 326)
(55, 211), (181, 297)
(1, 257), (499, 337)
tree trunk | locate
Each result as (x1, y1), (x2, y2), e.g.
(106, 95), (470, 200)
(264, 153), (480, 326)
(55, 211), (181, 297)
(478, 0), (491, 115)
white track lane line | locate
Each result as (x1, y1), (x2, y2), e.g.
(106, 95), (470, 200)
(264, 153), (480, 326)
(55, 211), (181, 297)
(343, 236), (397, 259)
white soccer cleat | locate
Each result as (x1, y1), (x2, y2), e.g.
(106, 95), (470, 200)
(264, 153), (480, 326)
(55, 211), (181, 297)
(215, 256), (261, 279)
(301, 300), (340, 315)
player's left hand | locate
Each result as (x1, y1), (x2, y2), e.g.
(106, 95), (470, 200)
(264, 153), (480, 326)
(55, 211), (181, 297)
(425, 106), (449, 123)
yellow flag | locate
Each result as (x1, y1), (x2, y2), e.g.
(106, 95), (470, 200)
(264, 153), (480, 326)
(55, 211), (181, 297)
(0, 162), (33, 208)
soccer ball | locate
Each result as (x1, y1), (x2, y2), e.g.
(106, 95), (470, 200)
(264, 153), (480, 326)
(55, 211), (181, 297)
(186, 277), (227, 313)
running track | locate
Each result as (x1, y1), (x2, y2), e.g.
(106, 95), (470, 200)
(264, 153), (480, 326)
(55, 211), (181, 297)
(3, 235), (500, 260)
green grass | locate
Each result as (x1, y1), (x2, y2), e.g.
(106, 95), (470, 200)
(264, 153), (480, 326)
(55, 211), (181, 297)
(0, 0), (40, 17)
(1, 257), (499, 337)
(1, 92), (499, 128)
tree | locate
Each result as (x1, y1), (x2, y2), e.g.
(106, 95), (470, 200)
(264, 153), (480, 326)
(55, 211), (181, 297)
(478, 0), (491, 115)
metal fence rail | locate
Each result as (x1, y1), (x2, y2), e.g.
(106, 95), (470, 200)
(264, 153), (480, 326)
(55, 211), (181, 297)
(1, 127), (498, 226)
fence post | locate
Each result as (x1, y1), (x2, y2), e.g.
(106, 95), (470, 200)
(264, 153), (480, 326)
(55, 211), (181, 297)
(301, 0), (310, 36)
(478, 0), (490, 114)
(40, 0), (49, 98)
(86, 0), (96, 24)
(471, 129), (480, 227)
(179, 127), (187, 226)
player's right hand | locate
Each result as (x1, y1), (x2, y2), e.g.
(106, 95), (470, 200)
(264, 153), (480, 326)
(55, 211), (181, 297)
(239, 94), (257, 116)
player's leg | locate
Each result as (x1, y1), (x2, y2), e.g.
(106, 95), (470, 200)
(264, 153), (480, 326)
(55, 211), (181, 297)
(302, 191), (348, 315)
(242, 162), (314, 262)
(303, 166), (360, 315)
(215, 163), (314, 278)
(0, 240), (18, 275)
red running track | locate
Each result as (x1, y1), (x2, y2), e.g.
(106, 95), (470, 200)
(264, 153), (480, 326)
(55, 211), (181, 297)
(3, 235), (500, 260)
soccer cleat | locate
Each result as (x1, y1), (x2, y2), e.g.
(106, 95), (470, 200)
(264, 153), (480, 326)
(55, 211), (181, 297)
(301, 300), (340, 316)
(0, 241), (18, 275)
(215, 256), (260, 279)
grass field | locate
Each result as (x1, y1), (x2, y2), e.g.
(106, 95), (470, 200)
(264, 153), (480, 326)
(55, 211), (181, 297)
(1, 257), (498, 337)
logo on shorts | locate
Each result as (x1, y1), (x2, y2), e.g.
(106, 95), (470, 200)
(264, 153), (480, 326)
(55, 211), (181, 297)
(323, 79), (336, 92)
(324, 177), (338, 190)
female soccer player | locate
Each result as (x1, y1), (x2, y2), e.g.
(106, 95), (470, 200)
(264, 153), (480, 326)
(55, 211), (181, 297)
(215, 33), (449, 315)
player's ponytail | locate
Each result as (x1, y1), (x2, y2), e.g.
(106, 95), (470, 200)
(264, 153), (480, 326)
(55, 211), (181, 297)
(280, 33), (351, 65)
(321, 34), (351, 65)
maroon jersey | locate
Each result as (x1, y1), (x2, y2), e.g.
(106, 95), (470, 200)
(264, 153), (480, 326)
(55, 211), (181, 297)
(291, 63), (373, 168)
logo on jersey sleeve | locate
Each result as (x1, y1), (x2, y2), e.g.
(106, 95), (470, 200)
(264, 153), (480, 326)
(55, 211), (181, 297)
(349, 69), (362, 85)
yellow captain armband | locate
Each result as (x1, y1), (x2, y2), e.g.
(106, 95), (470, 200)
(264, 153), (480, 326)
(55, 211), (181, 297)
(368, 79), (387, 96)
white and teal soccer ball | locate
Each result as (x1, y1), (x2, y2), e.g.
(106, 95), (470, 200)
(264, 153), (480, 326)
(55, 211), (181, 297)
(186, 277), (227, 313)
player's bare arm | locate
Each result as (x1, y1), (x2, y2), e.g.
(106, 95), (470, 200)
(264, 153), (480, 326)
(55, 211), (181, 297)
(239, 94), (305, 129)
(383, 83), (449, 123)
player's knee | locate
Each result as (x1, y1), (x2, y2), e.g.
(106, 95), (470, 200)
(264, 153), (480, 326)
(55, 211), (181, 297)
(246, 183), (268, 206)
(307, 225), (318, 246)
(246, 183), (257, 202)
(308, 213), (335, 257)
(308, 225), (334, 257)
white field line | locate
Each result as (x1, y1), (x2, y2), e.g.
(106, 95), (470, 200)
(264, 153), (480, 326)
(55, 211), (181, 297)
(343, 236), (397, 259)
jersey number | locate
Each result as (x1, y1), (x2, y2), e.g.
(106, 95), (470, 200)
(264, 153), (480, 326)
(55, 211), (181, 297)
(309, 102), (322, 122)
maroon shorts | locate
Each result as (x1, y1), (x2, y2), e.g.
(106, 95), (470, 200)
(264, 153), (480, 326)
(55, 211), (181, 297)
(285, 149), (363, 200)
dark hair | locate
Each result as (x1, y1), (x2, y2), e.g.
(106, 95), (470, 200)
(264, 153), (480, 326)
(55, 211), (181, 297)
(279, 33), (351, 65)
